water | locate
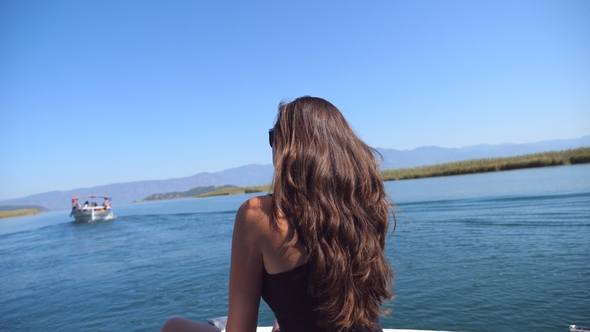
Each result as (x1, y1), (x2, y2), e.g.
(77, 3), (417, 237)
(1, 165), (589, 331)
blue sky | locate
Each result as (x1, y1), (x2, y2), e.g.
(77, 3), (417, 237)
(1, 0), (589, 200)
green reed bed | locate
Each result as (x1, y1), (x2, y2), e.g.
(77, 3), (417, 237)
(0, 209), (44, 219)
(380, 147), (590, 181)
(196, 185), (272, 198)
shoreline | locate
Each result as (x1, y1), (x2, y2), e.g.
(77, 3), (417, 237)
(0, 209), (45, 219)
(379, 147), (589, 181)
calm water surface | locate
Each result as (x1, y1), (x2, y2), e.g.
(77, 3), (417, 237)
(1, 165), (589, 331)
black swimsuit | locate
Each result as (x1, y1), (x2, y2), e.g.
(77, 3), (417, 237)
(261, 262), (383, 332)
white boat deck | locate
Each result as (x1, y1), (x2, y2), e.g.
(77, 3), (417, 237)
(208, 317), (453, 332)
(256, 328), (450, 332)
(256, 326), (449, 332)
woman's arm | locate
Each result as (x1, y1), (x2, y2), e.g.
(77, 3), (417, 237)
(271, 319), (280, 332)
(226, 198), (267, 332)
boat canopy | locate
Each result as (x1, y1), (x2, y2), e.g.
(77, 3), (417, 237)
(72, 195), (111, 204)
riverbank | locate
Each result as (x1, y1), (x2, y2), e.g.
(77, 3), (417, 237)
(196, 185), (271, 198)
(380, 147), (590, 181)
(0, 208), (45, 219)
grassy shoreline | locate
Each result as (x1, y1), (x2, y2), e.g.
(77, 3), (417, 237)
(0, 209), (45, 219)
(199, 147), (590, 198)
(379, 147), (590, 181)
(196, 185), (271, 198)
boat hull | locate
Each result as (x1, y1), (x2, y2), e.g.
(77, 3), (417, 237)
(72, 210), (113, 222)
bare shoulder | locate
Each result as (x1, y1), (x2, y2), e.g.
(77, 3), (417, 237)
(235, 195), (272, 231)
(237, 195), (272, 217)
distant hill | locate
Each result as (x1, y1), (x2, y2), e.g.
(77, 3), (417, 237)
(1, 136), (588, 210)
(0, 164), (274, 211)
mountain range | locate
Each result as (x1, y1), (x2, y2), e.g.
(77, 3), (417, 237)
(2, 135), (588, 211)
(376, 135), (590, 169)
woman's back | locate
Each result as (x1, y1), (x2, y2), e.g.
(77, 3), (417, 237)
(262, 262), (384, 332)
(237, 195), (308, 274)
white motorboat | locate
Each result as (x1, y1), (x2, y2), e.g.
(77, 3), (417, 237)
(70, 195), (113, 222)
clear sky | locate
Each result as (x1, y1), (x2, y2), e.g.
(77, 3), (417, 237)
(1, 0), (589, 201)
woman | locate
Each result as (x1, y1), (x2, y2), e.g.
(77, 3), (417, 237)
(162, 96), (395, 332)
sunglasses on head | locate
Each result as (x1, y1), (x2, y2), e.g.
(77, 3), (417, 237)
(268, 128), (275, 147)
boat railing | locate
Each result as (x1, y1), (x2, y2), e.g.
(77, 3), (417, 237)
(73, 206), (111, 212)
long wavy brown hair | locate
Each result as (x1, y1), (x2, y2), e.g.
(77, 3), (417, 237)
(270, 96), (395, 332)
